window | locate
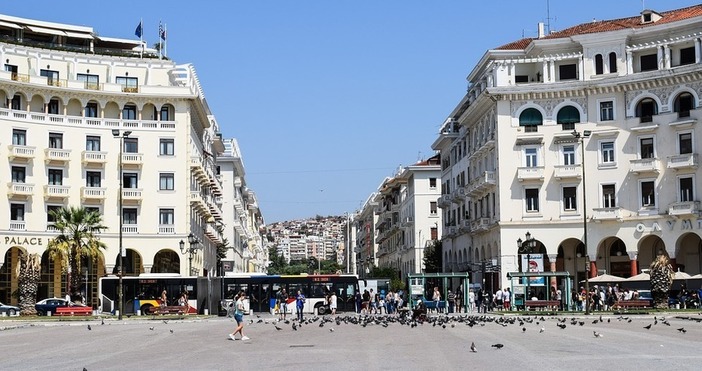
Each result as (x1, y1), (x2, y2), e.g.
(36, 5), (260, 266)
(47, 205), (61, 223)
(636, 98), (658, 122)
(123, 173), (138, 188)
(525, 188), (539, 212)
(86, 171), (101, 187)
(640, 137), (654, 159)
(11, 166), (26, 183)
(599, 101), (614, 121)
(680, 47), (695, 66)
(159, 173), (175, 190)
(85, 207), (100, 216)
(159, 208), (175, 225)
(10, 204), (25, 221)
(86, 136), (101, 151)
(4, 64), (18, 78)
(680, 177), (694, 202)
(563, 145), (575, 165)
(116, 76), (138, 92)
(602, 184), (616, 208)
(524, 147), (538, 167)
(77, 73), (99, 90)
(640, 53), (658, 71)
(160, 106), (170, 121)
(48, 133), (63, 149)
(557, 105), (580, 130)
(48, 169), (63, 186)
(563, 186), (577, 211)
(430, 202), (437, 215)
(122, 105), (137, 120)
(608, 52), (618, 73)
(519, 108), (542, 132)
(679, 132), (692, 154)
(600, 141), (615, 164)
(124, 138), (138, 153)
(674, 92), (694, 118)
(559, 64), (577, 80)
(640, 180), (655, 207)
(85, 102), (98, 118)
(515, 75), (529, 83)
(47, 99), (59, 115)
(123, 208), (138, 224)
(40, 69), (59, 86)
(429, 178), (437, 189)
(159, 139), (174, 156)
(10, 94), (21, 110)
(594, 54), (604, 75)
(12, 129), (26, 145)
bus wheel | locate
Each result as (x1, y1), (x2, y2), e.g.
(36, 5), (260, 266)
(140, 304), (153, 315)
(316, 305), (326, 315)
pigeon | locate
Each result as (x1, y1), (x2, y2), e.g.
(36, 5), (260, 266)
(491, 343), (504, 349)
(170, 329), (174, 334)
(149, 326), (155, 331)
(593, 331), (603, 338)
(101, 319), (105, 325)
(677, 327), (687, 333)
(163, 320), (169, 324)
(522, 327), (526, 332)
(643, 324), (652, 330)
(329, 328), (335, 332)
(274, 325), (282, 331)
(470, 342), (477, 352)
(292, 323), (298, 331)
(87, 325), (91, 331)
(539, 327), (545, 333)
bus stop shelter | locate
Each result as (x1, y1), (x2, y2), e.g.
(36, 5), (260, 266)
(406, 272), (470, 310)
(506, 271), (572, 310)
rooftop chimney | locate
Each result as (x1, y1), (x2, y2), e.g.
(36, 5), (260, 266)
(538, 22), (545, 38)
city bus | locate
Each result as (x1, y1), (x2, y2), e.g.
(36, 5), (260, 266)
(221, 273), (359, 315)
(98, 274), (199, 315)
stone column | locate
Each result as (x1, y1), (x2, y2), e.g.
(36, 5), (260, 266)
(626, 51), (633, 74)
(548, 254), (558, 287)
(627, 251), (638, 277)
(664, 45), (671, 69)
(696, 38), (701, 63)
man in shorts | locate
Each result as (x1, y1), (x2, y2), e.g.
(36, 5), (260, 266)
(229, 291), (250, 341)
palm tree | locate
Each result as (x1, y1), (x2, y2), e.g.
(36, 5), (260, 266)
(16, 252), (40, 315)
(46, 206), (107, 301)
(649, 253), (674, 309)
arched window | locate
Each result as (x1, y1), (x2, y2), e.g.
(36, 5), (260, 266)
(519, 108), (543, 132)
(635, 98), (658, 123)
(674, 92), (695, 118)
(608, 52), (618, 73)
(594, 54), (604, 75)
(556, 105), (581, 130)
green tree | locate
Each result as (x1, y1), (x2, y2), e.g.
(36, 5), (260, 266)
(423, 240), (442, 273)
(45, 206), (107, 299)
(267, 246), (287, 275)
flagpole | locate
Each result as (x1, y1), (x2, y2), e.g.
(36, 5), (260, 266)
(164, 24), (168, 59)
(159, 20), (163, 60)
(140, 18), (143, 58)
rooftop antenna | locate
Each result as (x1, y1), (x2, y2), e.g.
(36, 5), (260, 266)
(546, 0), (551, 34)
(641, 0), (645, 11)
(417, 150), (422, 162)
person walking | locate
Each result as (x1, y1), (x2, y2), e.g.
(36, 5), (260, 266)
(432, 287), (441, 313)
(229, 291), (249, 341)
(276, 288), (288, 320)
(329, 291), (337, 315)
(468, 289), (475, 313)
(295, 290), (306, 321)
(447, 290), (456, 314)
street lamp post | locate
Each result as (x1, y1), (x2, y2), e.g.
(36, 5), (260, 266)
(572, 129), (591, 315)
(112, 129), (131, 320)
(180, 233), (201, 276)
(517, 231), (538, 306)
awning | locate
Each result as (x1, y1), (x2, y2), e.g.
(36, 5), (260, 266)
(26, 25), (66, 37)
(0, 20), (22, 29)
(64, 30), (94, 39)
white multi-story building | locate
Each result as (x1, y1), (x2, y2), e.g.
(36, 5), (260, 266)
(0, 14), (243, 306)
(369, 156), (442, 278)
(434, 5), (702, 294)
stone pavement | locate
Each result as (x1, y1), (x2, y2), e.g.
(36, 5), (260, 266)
(1, 312), (702, 371)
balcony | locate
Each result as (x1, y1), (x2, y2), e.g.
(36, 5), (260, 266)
(629, 158), (660, 174)
(471, 217), (493, 232)
(121, 153), (144, 167)
(592, 207), (622, 221)
(437, 194), (452, 208)
(121, 225), (138, 234)
(8, 145), (36, 161)
(122, 188), (143, 202)
(517, 167), (545, 182)
(44, 185), (70, 199)
(8, 183), (34, 197)
(190, 191), (211, 217)
(44, 148), (71, 163)
(452, 188), (466, 202)
(81, 187), (106, 201)
(158, 225), (176, 234)
(460, 219), (472, 232)
(553, 164), (582, 180)
(468, 171), (496, 195)
(81, 151), (107, 165)
(667, 153), (698, 170)
(668, 201), (700, 216)
(9, 221), (26, 231)
(401, 216), (414, 227)
(190, 156), (207, 180)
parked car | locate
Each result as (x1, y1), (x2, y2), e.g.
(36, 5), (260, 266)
(0, 301), (20, 316)
(34, 298), (86, 316)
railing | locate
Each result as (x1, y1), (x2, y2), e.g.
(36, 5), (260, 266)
(82, 151), (107, 163)
(122, 189), (143, 200)
(81, 187), (106, 199)
(9, 145), (36, 159)
(629, 158), (660, 173)
(0, 108), (176, 131)
(553, 164), (581, 179)
(121, 225), (139, 234)
(44, 185), (70, 197)
(121, 153), (144, 165)
(667, 153), (698, 169)
(10, 221), (26, 231)
(517, 166), (545, 181)
(9, 183), (34, 195)
(45, 148), (71, 162)
(158, 225), (176, 234)
(668, 201), (700, 216)
(592, 207), (622, 220)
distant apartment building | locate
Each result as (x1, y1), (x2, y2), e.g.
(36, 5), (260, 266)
(433, 5), (702, 294)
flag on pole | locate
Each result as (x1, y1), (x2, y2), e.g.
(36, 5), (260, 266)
(134, 21), (143, 38)
(159, 22), (167, 40)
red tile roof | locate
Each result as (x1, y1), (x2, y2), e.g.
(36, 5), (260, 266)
(495, 4), (702, 50)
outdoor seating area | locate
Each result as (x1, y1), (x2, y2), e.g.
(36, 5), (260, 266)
(54, 306), (93, 316)
(525, 300), (560, 311)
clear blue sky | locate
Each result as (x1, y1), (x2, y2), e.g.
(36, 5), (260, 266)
(3, 0), (697, 223)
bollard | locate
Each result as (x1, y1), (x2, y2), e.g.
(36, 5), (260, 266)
(114, 310), (119, 318)
(1, 312), (6, 317)
(47, 311), (51, 317)
(137, 310), (141, 316)
(204, 309), (209, 315)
